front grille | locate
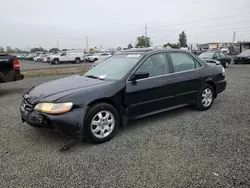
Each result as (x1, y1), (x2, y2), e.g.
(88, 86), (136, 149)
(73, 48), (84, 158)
(22, 99), (33, 113)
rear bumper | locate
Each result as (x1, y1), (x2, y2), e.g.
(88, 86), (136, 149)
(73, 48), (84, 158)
(216, 79), (227, 94)
(0, 70), (24, 83)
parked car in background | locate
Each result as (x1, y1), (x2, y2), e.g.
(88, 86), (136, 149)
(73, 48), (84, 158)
(17, 54), (28, 60)
(92, 56), (111, 67)
(0, 54), (24, 86)
(25, 53), (37, 60)
(220, 47), (229, 54)
(234, 49), (250, 64)
(88, 53), (112, 62)
(20, 49), (226, 144)
(49, 51), (84, 64)
(199, 51), (231, 68)
(83, 54), (93, 62)
(191, 49), (201, 55)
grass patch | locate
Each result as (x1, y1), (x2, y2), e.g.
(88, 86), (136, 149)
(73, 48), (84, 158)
(23, 67), (90, 78)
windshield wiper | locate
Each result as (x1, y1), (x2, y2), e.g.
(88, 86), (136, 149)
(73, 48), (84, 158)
(85, 75), (99, 79)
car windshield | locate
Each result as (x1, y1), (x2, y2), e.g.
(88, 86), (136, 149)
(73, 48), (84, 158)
(199, 52), (214, 59)
(84, 54), (142, 80)
(240, 50), (250, 55)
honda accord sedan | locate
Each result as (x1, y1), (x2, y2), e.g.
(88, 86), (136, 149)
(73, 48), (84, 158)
(20, 49), (227, 144)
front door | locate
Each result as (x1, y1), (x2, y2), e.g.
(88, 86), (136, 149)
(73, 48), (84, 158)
(168, 51), (203, 104)
(125, 52), (176, 118)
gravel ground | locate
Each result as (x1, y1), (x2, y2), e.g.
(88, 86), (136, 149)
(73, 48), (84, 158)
(20, 60), (91, 71)
(0, 65), (250, 188)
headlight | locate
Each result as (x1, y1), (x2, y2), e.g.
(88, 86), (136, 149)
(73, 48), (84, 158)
(34, 102), (73, 114)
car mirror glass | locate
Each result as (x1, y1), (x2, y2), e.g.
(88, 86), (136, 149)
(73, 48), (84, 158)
(130, 72), (149, 82)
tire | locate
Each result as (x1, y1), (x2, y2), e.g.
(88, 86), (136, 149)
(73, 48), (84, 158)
(83, 103), (120, 144)
(75, 58), (81, 64)
(53, 59), (60, 65)
(224, 61), (229, 68)
(234, 61), (239, 64)
(196, 84), (215, 111)
(94, 58), (98, 62)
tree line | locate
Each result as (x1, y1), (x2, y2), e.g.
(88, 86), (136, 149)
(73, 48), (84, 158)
(127, 31), (188, 49)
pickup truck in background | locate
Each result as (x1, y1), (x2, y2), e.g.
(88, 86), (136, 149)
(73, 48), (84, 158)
(0, 54), (24, 85)
(49, 51), (84, 65)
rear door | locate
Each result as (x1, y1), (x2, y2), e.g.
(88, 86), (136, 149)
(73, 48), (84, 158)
(168, 51), (203, 104)
(125, 52), (176, 118)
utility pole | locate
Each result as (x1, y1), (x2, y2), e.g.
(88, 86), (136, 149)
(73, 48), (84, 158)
(86, 36), (89, 52)
(56, 40), (59, 49)
(145, 24), (148, 47)
(232, 31), (236, 43)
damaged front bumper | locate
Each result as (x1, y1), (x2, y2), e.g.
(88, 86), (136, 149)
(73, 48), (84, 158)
(20, 99), (85, 138)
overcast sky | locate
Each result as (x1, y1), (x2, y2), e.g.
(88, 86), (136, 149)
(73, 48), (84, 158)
(1, 0), (250, 50)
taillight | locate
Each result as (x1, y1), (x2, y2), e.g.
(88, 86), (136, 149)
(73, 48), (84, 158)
(13, 59), (20, 70)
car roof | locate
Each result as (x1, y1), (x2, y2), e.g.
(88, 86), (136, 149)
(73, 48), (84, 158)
(115, 48), (191, 55)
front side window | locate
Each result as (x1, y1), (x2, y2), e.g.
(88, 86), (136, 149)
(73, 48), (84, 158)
(169, 52), (196, 72)
(136, 53), (169, 77)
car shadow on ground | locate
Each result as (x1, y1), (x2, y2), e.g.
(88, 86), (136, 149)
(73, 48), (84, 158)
(21, 103), (219, 152)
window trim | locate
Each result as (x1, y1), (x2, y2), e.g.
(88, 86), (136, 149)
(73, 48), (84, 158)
(168, 51), (203, 73)
(126, 52), (171, 83)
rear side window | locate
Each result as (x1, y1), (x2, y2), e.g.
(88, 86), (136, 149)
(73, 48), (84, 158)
(169, 52), (196, 72)
(219, 52), (226, 57)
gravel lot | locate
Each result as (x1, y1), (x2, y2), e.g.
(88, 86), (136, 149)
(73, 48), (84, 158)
(0, 65), (250, 187)
(20, 60), (91, 71)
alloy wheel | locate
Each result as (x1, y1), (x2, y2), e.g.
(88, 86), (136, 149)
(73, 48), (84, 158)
(91, 110), (115, 139)
(202, 88), (213, 107)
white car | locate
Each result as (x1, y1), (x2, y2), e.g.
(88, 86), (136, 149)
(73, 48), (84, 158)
(88, 53), (112, 62)
(220, 48), (229, 54)
(33, 55), (43, 62)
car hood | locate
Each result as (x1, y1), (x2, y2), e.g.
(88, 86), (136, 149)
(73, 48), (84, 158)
(236, 54), (250, 58)
(25, 75), (110, 104)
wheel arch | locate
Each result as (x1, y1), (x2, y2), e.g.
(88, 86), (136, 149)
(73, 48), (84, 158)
(86, 97), (126, 126)
(205, 80), (217, 98)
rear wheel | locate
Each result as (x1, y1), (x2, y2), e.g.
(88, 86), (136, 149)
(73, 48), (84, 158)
(84, 103), (119, 144)
(196, 84), (215, 110)
(75, 58), (81, 64)
(224, 61), (229, 68)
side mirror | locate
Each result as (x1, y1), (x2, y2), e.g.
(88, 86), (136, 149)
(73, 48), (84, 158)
(130, 72), (149, 83)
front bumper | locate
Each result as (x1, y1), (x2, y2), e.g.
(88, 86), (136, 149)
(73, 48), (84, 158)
(216, 79), (227, 94)
(234, 58), (250, 64)
(20, 100), (86, 138)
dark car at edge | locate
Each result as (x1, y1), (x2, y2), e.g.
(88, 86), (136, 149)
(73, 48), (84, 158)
(20, 49), (227, 144)
(198, 50), (231, 68)
(234, 49), (250, 64)
(0, 54), (24, 86)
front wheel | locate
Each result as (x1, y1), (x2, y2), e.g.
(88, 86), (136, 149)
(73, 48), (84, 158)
(196, 84), (215, 110)
(84, 103), (120, 144)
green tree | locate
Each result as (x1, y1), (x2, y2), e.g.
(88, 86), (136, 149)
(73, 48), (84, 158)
(135, 36), (151, 48)
(128, 43), (133, 49)
(178, 31), (187, 47)
(49, 48), (60, 53)
(163, 43), (180, 49)
(30, 47), (47, 53)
